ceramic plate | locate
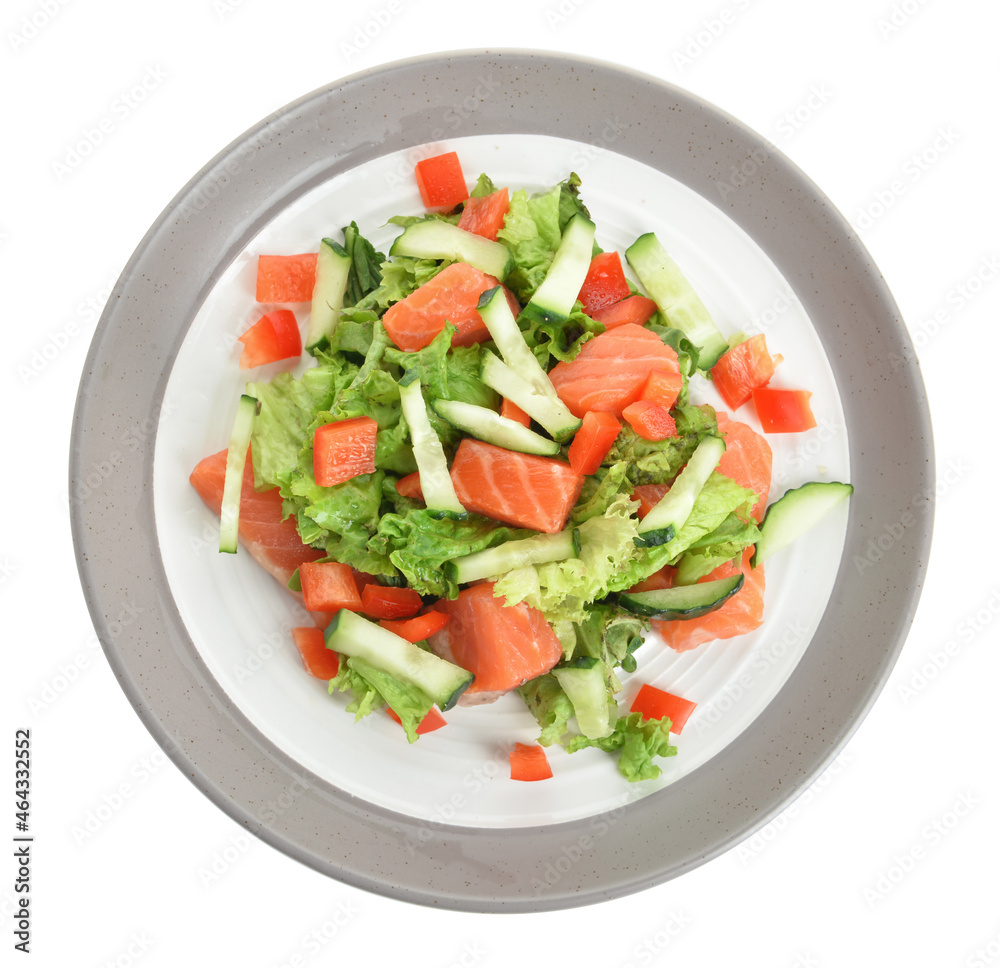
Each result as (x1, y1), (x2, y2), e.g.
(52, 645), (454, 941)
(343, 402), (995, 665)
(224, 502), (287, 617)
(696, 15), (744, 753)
(70, 50), (932, 911)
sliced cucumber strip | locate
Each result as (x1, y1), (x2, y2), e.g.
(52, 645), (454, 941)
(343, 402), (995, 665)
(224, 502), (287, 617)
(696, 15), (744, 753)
(752, 481), (854, 567)
(480, 351), (581, 442)
(432, 397), (559, 456)
(389, 220), (513, 279)
(625, 232), (729, 369)
(553, 657), (616, 739)
(219, 394), (258, 554)
(636, 435), (726, 547)
(398, 374), (466, 517)
(447, 529), (579, 584)
(306, 238), (352, 350)
(619, 573), (744, 620)
(325, 609), (473, 710)
(521, 213), (596, 325)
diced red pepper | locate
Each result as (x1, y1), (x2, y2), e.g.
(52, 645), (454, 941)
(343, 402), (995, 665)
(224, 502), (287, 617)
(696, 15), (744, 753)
(500, 397), (531, 428)
(751, 388), (817, 433)
(567, 411), (621, 476)
(380, 610), (450, 643)
(361, 584), (424, 620)
(509, 742), (552, 781)
(631, 482), (669, 520)
(414, 151), (467, 210)
(291, 627), (340, 679)
(622, 400), (677, 441)
(255, 253), (318, 303)
(712, 334), (779, 410)
(299, 561), (362, 613)
(386, 706), (447, 735)
(313, 416), (378, 487)
(577, 252), (631, 315)
(395, 471), (424, 502)
(640, 367), (683, 412)
(237, 309), (302, 369)
(590, 294), (658, 329)
(630, 683), (697, 734)
(457, 188), (510, 241)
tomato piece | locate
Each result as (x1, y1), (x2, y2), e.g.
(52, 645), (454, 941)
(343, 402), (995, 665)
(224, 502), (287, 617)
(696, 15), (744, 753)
(414, 151), (467, 210)
(299, 561), (362, 613)
(386, 706), (447, 735)
(509, 742), (552, 781)
(567, 411), (622, 475)
(711, 334), (778, 410)
(622, 400), (677, 441)
(590, 294), (658, 329)
(629, 683), (697, 734)
(631, 482), (669, 520)
(380, 610), (450, 643)
(751, 388), (817, 433)
(361, 584), (424, 620)
(640, 367), (683, 412)
(500, 397), (531, 428)
(313, 416), (377, 487)
(577, 252), (631, 315)
(395, 471), (424, 502)
(255, 253), (317, 303)
(291, 627), (340, 679)
(237, 309), (301, 369)
(457, 188), (510, 241)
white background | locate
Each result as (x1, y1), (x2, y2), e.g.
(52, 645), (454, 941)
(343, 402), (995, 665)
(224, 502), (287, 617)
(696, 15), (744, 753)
(3, 0), (999, 965)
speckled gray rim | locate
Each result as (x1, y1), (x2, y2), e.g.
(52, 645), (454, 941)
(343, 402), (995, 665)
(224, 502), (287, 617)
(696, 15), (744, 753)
(70, 50), (933, 911)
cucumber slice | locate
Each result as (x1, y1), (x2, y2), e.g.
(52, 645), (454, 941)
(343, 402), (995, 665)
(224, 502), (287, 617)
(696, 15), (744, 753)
(636, 435), (726, 547)
(398, 374), (466, 517)
(306, 238), (352, 350)
(752, 481), (854, 567)
(389, 220), (513, 279)
(521, 213), (596, 326)
(325, 610), (473, 710)
(219, 394), (258, 554)
(625, 232), (729, 369)
(432, 398), (559, 456)
(553, 657), (616, 739)
(618, 573), (744, 620)
(480, 352), (581, 442)
(446, 529), (579, 584)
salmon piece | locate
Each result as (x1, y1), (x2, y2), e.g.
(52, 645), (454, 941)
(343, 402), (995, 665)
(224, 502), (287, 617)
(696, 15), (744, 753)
(548, 323), (680, 418)
(189, 448), (324, 587)
(432, 583), (562, 696)
(457, 188), (510, 242)
(449, 438), (584, 534)
(653, 549), (765, 652)
(715, 412), (773, 522)
(382, 262), (504, 352)
(632, 482), (669, 519)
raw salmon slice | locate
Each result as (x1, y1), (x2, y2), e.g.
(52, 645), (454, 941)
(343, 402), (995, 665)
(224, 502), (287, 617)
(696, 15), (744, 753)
(432, 583), (562, 695)
(547, 323), (680, 418)
(449, 438), (584, 534)
(189, 447), (324, 587)
(715, 412), (773, 522)
(653, 549), (765, 652)
(381, 262), (502, 352)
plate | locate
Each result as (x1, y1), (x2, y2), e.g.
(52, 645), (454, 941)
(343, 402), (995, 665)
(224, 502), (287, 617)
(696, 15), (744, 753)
(70, 50), (932, 910)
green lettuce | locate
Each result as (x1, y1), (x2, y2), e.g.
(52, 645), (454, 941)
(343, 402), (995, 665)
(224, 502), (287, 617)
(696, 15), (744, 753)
(659, 471), (757, 562)
(567, 712), (677, 782)
(340, 222), (386, 309)
(469, 172), (498, 198)
(521, 305), (604, 367)
(518, 674), (576, 747)
(496, 184), (563, 302)
(355, 255), (446, 312)
(673, 511), (761, 583)
(605, 405), (718, 485)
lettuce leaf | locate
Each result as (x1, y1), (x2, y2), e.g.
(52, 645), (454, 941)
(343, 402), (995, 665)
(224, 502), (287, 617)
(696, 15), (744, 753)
(521, 305), (604, 367)
(354, 255), (446, 312)
(605, 405), (718, 485)
(518, 674), (576, 747)
(341, 222), (386, 308)
(566, 712), (677, 782)
(673, 511), (761, 583)
(469, 173), (498, 198)
(496, 184), (563, 303)
(659, 471), (757, 562)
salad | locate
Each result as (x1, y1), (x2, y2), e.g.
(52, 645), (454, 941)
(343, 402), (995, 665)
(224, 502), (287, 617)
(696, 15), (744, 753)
(190, 150), (852, 783)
